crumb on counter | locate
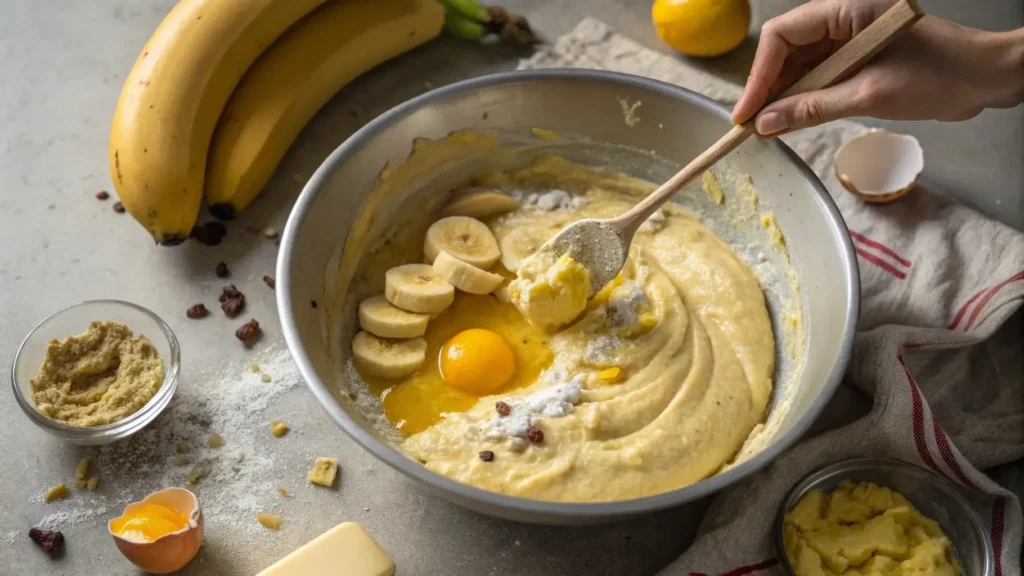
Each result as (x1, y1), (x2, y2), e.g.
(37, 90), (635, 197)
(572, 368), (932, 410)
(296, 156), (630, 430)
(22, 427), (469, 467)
(307, 457), (339, 488)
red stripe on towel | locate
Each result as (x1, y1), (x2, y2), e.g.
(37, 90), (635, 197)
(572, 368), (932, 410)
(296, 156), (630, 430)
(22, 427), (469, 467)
(850, 231), (912, 267)
(963, 270), (1024, 331)
(856, 248), (907, 279)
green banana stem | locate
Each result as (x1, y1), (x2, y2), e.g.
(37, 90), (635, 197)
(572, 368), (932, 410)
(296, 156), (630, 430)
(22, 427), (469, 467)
(443, 6), (486, 40)
(438, 0), (490, 23)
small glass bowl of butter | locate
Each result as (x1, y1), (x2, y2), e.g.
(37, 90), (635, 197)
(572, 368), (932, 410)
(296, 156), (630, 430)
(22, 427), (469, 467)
(775, 458), (993, 576)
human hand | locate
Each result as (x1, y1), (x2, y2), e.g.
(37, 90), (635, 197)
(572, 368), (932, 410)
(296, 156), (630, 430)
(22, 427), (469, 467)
(732, 0), (1024, 136)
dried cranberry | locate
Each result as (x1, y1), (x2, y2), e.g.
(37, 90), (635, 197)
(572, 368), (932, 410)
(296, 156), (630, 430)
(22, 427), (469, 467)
(479, 450), (495, 462)
(95, 191), (109, 200)
(495, 401), (511, 416)
(28, 528), (64, 557)
(263, 275), (275, 289)
(236, 319), (260, 343)
(219, 285), (245, 317)
(186, 304), (208, 319)
(215, 262), (229, 278)
(112, 201), (125, 213)
(526, 426), (544, 444)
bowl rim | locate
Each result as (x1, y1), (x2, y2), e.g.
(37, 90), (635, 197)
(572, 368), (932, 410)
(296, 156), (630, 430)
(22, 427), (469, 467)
(276, 69), (861, 519)
(773, 457), (993, 576)
(11, 299), (181, 440)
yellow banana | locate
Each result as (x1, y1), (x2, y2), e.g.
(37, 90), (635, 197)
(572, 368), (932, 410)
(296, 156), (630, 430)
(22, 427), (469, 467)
(204, 0), (444, 219)
(109, 0), (328, 245)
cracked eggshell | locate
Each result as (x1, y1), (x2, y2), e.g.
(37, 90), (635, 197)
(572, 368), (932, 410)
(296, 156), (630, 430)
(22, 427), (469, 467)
(108, 487), (203, 574)
(834, 130), (923, 203)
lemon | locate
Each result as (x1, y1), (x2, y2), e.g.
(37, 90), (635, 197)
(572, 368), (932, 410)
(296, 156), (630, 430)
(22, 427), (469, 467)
(652, 0), (751, 58)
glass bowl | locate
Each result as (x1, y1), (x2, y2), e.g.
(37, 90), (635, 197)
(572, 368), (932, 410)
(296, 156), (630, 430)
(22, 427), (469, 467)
(11, 300), (180, 445)
(775, 458), (993, 576)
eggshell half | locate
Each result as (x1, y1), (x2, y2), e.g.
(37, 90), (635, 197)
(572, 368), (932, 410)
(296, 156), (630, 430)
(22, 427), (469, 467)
(834, 130), (924, 203)
(109, 487), (203, 574)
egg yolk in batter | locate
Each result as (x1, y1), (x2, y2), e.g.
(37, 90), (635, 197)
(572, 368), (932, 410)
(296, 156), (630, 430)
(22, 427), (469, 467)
(110, 503), (189, 543)
(360, 293), (553, 436)
(440, 329), (515, 395)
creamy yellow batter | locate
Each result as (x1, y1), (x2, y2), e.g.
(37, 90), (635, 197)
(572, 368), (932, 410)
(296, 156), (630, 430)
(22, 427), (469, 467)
(400, 157), (776, 502)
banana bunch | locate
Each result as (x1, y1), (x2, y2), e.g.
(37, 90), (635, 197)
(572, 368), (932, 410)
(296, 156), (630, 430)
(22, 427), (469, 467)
(440, 0), (538, 45)
(109, 0), (444, 244)
(353, 190), (524, 379)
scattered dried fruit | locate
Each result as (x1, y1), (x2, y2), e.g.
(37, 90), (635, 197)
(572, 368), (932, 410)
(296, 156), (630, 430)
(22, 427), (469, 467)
(175, 442), (189, 454)
(277, 487), (289, 497)
(261, 373), (272, 383)
(307, 457), (338, 487)
(75, 458), (90, 481)
(270, 419), (289, 437)
(257, 513), (281, 530)
(174, 453), (189, 466)
(186, 304), (209, 319)
(43, 483), (68, 502)
(220, 285), (246, 317)
(310, 300), (318, 309)
(95, 191), (109, 200)
(236, 319), (260, 343)
(215, 262), (230, 278)
(86, 476), (99, 490)
(263, 275), (275, 289)
(495, 401), (511, 416)
(479, 450), (495, 462)
(112, 201), (126, 213)
(28, 528), (64, 557)
(208, 434), (224, 449)
(190, 221), (227, 246)
(249, 363), (261, 373)
(526, 426), (544, 444)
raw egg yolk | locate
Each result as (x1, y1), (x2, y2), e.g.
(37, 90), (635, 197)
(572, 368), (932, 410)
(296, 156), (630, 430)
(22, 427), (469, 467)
(439, 328), (515, 395)
(110, 503), (190, 543)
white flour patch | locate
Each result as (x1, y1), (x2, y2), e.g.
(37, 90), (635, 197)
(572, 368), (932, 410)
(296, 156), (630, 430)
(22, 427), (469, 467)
(38, 344), (301, 538)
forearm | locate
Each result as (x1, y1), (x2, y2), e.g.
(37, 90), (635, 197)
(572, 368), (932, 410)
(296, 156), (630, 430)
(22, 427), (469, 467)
(978, 27), (1024, 109)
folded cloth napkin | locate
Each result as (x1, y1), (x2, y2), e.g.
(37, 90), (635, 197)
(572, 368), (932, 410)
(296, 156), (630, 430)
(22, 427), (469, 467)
(521, 19), (1024, 576)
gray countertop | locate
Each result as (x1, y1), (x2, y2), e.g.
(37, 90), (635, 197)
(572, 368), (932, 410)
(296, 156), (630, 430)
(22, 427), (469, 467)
(2, 1), (1021, 575)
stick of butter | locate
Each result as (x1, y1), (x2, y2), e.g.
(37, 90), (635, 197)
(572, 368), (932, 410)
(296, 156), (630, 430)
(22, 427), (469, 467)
(256, 522), (395, 576)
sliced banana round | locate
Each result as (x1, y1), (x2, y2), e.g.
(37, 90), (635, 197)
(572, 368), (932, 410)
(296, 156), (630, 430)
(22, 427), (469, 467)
(384, 263), (455, 314)
(351, 331), (426, 379)
(359, 295), (429, 339)
(442, 188), (520, 219)
(498, 226), (553, 272)
(423, 216), (501, 269)
(432, 250), (505, 295)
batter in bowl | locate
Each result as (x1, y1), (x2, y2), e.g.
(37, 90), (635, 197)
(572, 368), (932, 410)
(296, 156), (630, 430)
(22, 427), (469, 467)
(352, 155), (776, 502)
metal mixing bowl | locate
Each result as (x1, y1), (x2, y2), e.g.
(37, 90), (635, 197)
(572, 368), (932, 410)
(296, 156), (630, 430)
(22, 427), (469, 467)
(277, 70), (860, 524)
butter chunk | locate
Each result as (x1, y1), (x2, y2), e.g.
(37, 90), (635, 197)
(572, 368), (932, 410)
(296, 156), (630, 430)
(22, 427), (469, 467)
(270, 419), (289, 437)
(256, 522), (395, 576)
(257, 513), (282, 530)
(509, 253), (590, 330)
(307, 457), (338, 488)
(43, 483), (68, 502)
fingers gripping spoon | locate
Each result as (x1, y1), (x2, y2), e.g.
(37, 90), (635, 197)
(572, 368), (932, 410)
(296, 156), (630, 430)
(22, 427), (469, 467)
(532, 0), (924, 296)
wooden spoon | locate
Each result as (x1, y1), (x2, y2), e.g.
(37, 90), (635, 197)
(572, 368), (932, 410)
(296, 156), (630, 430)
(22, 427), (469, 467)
(532, 0), (924, 296)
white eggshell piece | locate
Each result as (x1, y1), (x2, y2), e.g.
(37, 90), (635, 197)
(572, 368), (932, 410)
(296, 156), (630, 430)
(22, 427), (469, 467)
(834, 130), (924, 195)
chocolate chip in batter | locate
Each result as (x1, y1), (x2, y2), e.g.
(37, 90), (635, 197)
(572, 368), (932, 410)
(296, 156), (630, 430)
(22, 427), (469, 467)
(479, 450), (495, 462)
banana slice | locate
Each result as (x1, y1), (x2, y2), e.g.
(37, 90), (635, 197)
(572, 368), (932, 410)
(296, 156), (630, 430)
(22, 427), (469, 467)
(499, 226), (553, 272)
(385, 263), (455, 314)
(442, 188), (520, 219)
(432, 250), (505, 295)
(351, 331), (426, 379)
(359, 295), (429, 338)
(423, 216), (500, 269)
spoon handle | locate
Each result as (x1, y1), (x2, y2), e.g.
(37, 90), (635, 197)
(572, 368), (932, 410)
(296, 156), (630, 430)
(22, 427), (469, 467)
(611, 0), (925, 236)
